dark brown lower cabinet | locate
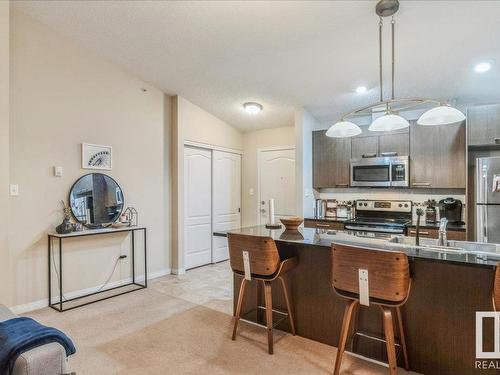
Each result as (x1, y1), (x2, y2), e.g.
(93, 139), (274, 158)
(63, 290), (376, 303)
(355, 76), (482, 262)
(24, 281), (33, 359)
(303, 219), (344, 230)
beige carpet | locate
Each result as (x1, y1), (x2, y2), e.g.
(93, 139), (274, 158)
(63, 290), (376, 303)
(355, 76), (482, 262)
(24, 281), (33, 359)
(27, 262), (420, 374)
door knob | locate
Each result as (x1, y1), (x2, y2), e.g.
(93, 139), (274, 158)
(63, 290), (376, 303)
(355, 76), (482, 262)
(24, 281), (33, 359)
(261, 201), (265, 205)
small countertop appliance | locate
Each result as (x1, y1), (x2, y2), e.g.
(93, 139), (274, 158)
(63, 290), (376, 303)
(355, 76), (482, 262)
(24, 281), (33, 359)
(438, 198), (463, 225)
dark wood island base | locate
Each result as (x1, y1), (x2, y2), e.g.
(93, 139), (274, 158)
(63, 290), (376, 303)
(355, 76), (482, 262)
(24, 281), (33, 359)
(227, 231), (497, 375)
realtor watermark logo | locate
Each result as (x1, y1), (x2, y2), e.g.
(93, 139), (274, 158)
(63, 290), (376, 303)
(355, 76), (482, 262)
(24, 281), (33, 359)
(475, 312), (500, 370)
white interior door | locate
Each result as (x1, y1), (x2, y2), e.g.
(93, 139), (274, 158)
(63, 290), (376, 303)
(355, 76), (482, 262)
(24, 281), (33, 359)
(184, 146), (212, 269)
(258, 148), (296, 225)
(212, 150), (241, 263)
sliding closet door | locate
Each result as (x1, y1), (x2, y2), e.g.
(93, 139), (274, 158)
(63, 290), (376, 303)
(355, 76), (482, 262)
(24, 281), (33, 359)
(212, 150), (241, 263)
(184, 146), (212, 269)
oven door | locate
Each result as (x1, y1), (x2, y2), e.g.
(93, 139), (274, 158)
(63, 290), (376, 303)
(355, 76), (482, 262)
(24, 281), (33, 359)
(350, 160), (391, 187)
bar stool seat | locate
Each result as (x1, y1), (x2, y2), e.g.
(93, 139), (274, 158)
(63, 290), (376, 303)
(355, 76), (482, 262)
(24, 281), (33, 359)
(331, 242), (412, 375)
(228, 233), (298, 355)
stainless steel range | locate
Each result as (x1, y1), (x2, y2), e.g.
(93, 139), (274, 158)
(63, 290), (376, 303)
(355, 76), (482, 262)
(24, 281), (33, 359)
(344, 200), (412, 235)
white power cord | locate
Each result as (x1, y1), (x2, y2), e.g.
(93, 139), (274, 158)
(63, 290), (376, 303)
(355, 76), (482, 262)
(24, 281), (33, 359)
(50, 240), (123, 302)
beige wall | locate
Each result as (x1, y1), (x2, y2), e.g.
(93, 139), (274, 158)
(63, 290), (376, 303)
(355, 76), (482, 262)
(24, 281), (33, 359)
(7, 10), (170, 310)
(171, 96), (243, 273)
(241, 126), (295, 227)
(294, 109), (318, 219)
(0, 2), (11, 306)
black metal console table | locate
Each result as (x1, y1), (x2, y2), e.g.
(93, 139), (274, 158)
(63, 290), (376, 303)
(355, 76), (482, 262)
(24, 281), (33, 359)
(48, 226), (147, 312)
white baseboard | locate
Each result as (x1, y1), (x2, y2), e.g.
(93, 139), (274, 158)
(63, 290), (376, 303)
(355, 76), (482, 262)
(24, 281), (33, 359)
(9, 268), (171, 314)
(171, 268), (186, 275)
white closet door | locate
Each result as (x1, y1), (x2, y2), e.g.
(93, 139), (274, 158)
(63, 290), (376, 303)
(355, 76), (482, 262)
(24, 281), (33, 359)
(184, 146), (212, 269)
(258, 148), (296, 225)
(212, 150), (241, 263)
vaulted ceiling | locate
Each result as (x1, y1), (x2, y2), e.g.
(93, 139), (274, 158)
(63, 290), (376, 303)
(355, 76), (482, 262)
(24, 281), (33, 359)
(14, 1), (500, 131)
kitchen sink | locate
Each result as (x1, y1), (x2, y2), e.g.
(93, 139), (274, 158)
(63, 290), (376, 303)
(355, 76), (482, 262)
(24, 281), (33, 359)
(388, 235), (500, 260)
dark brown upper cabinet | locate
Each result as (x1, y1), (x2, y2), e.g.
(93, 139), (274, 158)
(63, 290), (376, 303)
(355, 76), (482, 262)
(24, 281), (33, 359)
(351, 136), (378, 159)
(313, 130), (351, 188)
(467, 104), (500, 146)
(379, 132), (410, 157)
(410, 122), (466, 189)
(351, 129), (409, 159)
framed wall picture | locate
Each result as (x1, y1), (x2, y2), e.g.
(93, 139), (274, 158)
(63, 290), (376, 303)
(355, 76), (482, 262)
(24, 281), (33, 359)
(81, 143), (112, 170)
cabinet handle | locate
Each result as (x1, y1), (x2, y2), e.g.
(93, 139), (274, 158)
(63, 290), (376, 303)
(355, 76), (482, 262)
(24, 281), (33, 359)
(316, 223), (330, 228)
(362, 153), (377, 158)
(412, 182), (431, 187)
(495, 138), (500, 144)
(381, 152), (398, 157)
(335, 183), (349, 187)
(410, 230), (430, 235)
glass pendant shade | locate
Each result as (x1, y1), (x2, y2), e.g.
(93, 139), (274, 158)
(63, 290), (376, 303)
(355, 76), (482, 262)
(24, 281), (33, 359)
(417, 106), (465, 126)
(326, 121), (362, 138)
(369, 114), (409, 132)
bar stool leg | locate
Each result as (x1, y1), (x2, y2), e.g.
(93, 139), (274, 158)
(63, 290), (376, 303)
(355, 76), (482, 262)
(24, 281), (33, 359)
(333, 300), (358, 375)
(279, 276), (296, 336)
(349, 303), (359, 352)
(382, 306), (398, 375)
(395, 307), (410, 371)
(232, 278), (247, 340)
(263, 281), (274, 354)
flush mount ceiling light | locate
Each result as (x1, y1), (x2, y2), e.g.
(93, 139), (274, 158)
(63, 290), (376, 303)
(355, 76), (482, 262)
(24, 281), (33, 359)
(356, 86), (368, 94)
(243, 102), (263, 115)
(474, 61), (492, 74)
(327, 0), (464, 137)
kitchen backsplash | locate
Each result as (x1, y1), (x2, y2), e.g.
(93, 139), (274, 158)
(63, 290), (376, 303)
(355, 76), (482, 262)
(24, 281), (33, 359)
(317, 189), (466, 222)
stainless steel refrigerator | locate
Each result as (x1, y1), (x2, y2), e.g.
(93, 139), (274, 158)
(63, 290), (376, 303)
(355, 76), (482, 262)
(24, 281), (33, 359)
(476, 156), (500, 243)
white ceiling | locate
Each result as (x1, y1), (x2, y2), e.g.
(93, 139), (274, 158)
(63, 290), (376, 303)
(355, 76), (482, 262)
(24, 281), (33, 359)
(13, 0), (500, 131)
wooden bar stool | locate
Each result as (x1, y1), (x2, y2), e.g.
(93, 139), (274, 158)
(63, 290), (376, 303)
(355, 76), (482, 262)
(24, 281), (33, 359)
(228, 233), (298, 354)
(331, 242), (412, 375)
(493, 263), (500, 311)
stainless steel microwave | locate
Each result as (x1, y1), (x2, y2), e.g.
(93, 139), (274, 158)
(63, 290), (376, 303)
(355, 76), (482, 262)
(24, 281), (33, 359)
(350, 156), (409, 187)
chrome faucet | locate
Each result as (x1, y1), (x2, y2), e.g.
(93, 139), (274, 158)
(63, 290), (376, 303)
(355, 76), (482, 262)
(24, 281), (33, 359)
(415, 208), (424, 246)
(437, 217), (449, 247)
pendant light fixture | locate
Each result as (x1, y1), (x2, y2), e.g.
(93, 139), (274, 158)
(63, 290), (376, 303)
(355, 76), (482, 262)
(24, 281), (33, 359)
(326, 0), (464, 138)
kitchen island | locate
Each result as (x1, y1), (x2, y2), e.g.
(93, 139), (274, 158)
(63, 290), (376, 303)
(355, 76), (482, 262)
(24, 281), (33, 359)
(214, 226), (498, 375)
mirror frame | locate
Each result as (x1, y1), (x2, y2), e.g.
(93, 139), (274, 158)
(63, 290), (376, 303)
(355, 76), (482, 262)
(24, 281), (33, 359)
(68, 172), (125, 228)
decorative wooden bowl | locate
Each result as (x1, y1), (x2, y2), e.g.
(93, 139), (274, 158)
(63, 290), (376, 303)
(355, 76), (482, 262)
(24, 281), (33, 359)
(280, 217), (304, 231)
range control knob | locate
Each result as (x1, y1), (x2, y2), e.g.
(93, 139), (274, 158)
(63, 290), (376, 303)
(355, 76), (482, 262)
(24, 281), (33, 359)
(398, 203), (403, 208)
(404, 204), (409, 208)
(358, 202), (363, 206)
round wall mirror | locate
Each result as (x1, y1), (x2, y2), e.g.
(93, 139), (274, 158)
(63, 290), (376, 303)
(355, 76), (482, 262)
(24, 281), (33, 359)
(69, 173), (124, 228)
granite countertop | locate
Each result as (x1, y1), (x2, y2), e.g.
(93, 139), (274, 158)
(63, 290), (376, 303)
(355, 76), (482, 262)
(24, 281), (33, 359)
(214, 225), (497, 267)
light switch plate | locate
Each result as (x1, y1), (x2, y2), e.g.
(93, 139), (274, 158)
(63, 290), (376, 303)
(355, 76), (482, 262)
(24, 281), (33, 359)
(10, 184), (19, 196)
(54, 166), (63, 177)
